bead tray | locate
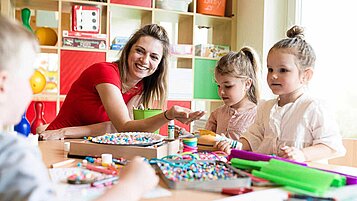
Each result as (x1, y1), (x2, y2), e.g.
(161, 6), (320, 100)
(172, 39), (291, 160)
(154, 160), (251, 190)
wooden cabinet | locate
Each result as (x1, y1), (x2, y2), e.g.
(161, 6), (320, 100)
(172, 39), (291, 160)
(1, 0), (237, 132)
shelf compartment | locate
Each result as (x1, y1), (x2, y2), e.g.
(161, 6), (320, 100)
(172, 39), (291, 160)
(153, 9), (193, 45)
(109, 5), (152, 45)
(12, 0), (59, 11)
(60, 50), (106, 94)
(60, 2), (108, 37)
(195, 14), (232, 46)
(193, 58), (220, 99)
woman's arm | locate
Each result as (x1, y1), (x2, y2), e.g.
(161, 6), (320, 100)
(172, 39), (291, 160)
(98, 83), (205, 133)
(41, 83), (205, 140)
(40, 121), (116, 140)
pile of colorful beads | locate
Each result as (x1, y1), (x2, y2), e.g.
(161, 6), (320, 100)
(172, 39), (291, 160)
(90, 132), (162, 145)
(181, 151), (228, 162)
(157, 161), (238, 182)
(182, 137), (197, 153)
(67, 169), (97, 184)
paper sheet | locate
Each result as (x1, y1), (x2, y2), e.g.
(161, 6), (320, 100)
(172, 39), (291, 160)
(214, 188), (289, 201)
(49, 167), (171, 201)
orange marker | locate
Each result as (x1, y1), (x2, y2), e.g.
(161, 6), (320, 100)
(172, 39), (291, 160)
(86, 164), (118, 175)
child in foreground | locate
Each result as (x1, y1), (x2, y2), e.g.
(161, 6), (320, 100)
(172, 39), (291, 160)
(217, 25), (346, 162)
(0, 15), (158, 201)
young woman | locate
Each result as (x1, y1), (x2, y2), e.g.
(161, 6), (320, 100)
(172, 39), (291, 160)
(40, 24), (205, 140)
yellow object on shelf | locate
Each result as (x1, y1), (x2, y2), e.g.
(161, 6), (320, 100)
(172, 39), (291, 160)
(30, 70), (46, 94)
(35, 27), (58, 46)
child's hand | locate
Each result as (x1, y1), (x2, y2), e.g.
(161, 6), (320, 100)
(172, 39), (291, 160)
(119, 157), (159, 196)
(280, 146), (306, 162)
(175, 125), (190, 137)
(215, 140), (232, 155)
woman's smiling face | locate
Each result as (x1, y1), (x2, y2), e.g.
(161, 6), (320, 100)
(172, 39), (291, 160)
(127, 36), (163, 82)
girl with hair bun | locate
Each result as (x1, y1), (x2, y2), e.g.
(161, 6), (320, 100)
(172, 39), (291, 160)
(234, 25), (346, 162)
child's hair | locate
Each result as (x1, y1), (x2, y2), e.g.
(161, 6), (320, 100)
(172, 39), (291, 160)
(0, 15), (39, 71)
(215, 47), (261, 104)
(270, 25), (316, 71)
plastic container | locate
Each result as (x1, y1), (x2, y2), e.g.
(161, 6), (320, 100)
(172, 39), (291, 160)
(133, 109), (162, 134)
(156, 0), (192, 12)
(197, 0), (226, 17)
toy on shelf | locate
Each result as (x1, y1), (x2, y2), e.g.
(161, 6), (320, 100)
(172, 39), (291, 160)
(14, 112), (31, 137)
(72, 5), (100, 33)
(35, 27), (58, 46)
(31, 101), (47, 134)
(21, 8), (33, 32)
(30, 69), (47, 94)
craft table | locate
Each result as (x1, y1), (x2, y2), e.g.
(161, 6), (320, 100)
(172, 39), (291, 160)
(39, 140), (357, 201)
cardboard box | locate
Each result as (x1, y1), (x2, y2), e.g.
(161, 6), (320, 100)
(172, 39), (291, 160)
(195, 44), (230, 58)
(68, 139), (180, 159)
(63, 37), (106, 49)
(170, 44), (193, 56)
(63, 30), (107, 39)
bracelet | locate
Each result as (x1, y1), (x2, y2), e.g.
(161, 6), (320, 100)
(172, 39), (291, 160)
(164, 110), (174, 121)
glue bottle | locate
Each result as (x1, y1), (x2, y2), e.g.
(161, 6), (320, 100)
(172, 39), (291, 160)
(168, 120), (175, 140)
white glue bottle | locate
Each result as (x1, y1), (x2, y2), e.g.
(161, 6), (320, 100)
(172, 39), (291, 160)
(168, 120), (175, 140)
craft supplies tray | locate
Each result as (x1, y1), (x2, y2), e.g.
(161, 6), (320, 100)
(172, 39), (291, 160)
(68, 139), (180, 159)
(90, 132), (164, 147)
(153, 160), (251, 190)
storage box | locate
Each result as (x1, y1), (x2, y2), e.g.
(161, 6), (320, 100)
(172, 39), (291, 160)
(110, 0), (152, 8)
(63, 37), (106, 49)
(156, 0), (192, 12)
(133, 109), (162, 134)
(68, 139), (180, 159)
(197, 0), (226, 17)
(195, 44), (230, 58)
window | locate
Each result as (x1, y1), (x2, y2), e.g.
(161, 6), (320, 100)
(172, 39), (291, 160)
(299, 0), (357, 137)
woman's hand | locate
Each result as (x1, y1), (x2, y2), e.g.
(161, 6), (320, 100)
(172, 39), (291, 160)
(279, 146), (306, 162)
(166, 106), (205, 124)
(39, 129), (66, 140)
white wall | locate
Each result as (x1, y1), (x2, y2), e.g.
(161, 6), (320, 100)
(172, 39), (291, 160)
(236, 0), (298, 100)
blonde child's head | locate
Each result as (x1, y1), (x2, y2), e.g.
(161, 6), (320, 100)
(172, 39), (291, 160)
(270, 25), (316, 74)
(0, 15), (39, 127)
(267, 26), (315, 99)
(215, 47), (261, 106)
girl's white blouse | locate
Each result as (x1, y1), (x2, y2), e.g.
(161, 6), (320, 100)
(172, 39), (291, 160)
(241, 93), (346, 158)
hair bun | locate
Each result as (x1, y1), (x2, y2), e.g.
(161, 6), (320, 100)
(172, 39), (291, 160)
(287, 25), (305, 39)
